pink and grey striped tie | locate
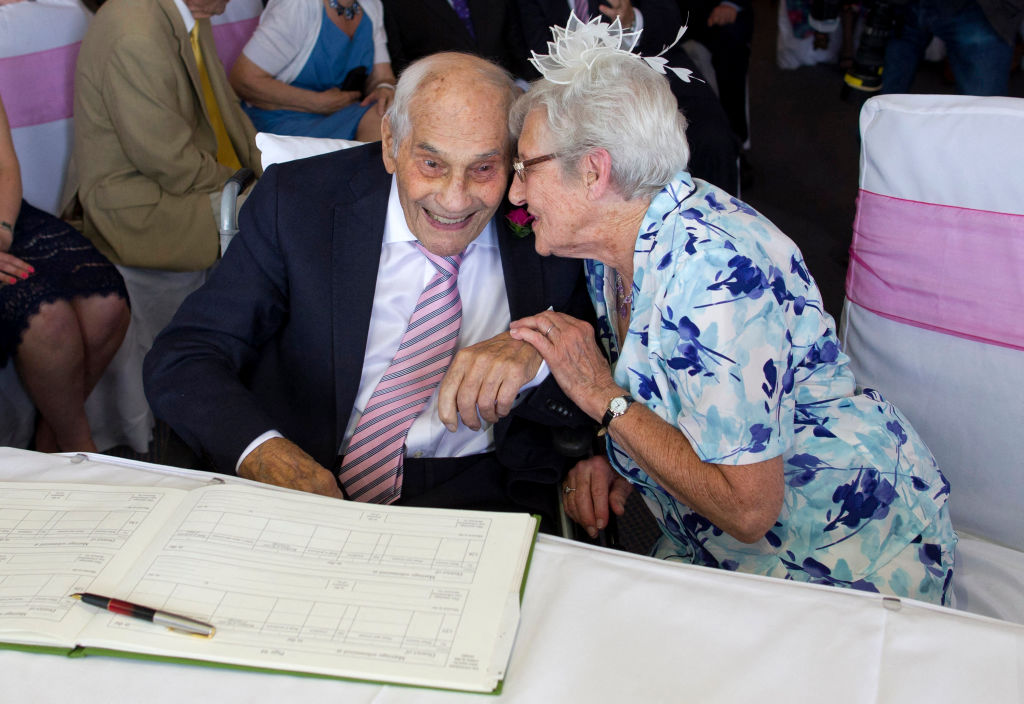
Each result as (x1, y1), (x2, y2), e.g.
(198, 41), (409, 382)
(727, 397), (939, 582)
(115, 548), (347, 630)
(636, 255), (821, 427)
(573, 0), (590, 21)
(338, 243), (464, 504)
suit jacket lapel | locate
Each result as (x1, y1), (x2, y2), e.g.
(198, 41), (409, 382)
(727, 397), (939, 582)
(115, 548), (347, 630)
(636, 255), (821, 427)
(332, 152), (391, 445)
(497, 201), (545, 320)
(162, 0), (203, 116)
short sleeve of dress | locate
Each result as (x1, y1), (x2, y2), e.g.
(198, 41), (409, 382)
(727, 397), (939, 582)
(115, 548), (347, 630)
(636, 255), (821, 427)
(241, 0), (308, 77)
(643, 243), (796, 465)
(361, 0), (391, 65)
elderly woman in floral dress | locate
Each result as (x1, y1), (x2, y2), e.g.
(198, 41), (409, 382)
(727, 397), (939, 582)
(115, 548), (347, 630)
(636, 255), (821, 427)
(506, 16), (956, 603)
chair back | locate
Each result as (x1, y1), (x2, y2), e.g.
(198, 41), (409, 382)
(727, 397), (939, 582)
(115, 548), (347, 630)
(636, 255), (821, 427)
(0, 0), (91, 215)
(0, 0), (93, 447)
(210, 0), (262, 72)
(839, 94), (1024, 621)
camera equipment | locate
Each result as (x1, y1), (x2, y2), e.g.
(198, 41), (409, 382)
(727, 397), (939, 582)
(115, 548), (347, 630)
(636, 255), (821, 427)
(843, 0), (903, 92)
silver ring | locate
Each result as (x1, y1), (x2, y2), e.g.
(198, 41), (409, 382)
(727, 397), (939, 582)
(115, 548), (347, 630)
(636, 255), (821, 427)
(563, 485), (576, 495)
(544, 325), (554, 336)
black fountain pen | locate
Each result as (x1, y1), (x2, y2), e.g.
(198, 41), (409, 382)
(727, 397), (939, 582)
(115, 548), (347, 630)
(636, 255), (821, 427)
(70, 593), (215, 638)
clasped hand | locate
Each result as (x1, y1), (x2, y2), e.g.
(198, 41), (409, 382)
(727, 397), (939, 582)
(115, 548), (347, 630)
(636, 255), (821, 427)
(509, 312), (634, 537)
(437, 332), (543, 431)
(508, 311), (621, 422)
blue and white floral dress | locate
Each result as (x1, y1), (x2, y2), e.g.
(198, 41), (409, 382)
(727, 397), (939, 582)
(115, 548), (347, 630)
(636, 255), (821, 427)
(590, 172), (956, 604)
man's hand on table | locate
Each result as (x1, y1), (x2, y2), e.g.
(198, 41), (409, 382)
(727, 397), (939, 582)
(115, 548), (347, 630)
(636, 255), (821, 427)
(437, 332), (543, 431)
(238, 436), (343, 499)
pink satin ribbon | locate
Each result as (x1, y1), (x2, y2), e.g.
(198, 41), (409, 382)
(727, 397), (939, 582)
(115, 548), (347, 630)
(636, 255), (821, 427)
(847, 189), (1024, 351)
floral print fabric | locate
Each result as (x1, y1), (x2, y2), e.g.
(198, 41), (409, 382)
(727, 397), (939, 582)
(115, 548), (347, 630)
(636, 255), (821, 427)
(587, 173), (955, 603)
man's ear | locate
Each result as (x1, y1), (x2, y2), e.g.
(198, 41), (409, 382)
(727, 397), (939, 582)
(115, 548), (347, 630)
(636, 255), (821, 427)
(381, 116), (397, 174)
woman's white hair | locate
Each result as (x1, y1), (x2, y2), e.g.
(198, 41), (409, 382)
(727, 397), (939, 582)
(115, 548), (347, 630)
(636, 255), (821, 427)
(385, 53), (517, 158)
(510, 51), (690, 200)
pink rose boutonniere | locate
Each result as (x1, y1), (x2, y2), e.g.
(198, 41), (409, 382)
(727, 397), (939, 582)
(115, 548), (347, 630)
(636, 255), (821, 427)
(505, 207), (535, 238)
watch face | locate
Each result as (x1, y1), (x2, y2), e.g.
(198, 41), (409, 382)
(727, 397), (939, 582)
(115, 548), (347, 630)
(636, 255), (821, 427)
(610, 396), (629, 415)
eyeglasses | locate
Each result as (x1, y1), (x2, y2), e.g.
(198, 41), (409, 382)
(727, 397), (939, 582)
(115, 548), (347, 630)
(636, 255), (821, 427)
(512, 153), (557, 182)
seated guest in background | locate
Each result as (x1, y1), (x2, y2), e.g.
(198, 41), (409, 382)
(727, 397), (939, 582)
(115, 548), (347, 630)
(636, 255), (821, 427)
(517, 0), (740, 193)
(145, 53), (592, 528)
(675, 0), (753, 148)
(230, 0), (397, 142)
(881, 0), (1023, 96)
(506, 19), (956, 602)
(382, 0), (534, 79)
(0, 95), (129, 452)
(66, 0), (262, 374)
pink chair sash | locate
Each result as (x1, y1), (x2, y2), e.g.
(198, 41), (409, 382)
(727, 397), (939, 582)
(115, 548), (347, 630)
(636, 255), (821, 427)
(0, 43), (80, 128)
(212, 17), (259, 72)
(847, 189), (1024, 351)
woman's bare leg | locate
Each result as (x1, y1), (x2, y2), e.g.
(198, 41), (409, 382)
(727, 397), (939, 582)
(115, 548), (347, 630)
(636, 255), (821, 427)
(15, 299), (95, 452)
(71, 292), (130, 394)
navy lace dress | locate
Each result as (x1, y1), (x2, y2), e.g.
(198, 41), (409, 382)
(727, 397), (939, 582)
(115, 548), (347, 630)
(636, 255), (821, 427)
(0, 200), (128, 367)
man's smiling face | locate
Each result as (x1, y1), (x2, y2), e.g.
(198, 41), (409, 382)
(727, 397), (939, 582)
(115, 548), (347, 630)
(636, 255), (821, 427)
(381, 68), (511, 257)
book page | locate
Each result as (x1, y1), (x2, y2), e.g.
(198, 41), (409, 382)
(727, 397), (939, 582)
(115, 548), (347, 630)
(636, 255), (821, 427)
(77, 483), (536, 692)
(0, 483), (187, 647)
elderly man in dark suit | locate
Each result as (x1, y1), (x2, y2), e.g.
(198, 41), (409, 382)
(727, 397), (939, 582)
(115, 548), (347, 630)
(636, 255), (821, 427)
(144, 53), (591, 528)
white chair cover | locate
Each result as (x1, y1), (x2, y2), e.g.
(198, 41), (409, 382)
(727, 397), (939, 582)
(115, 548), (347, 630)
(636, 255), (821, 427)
(839, 94), (1024, 623)
(0, 0), (93, 448)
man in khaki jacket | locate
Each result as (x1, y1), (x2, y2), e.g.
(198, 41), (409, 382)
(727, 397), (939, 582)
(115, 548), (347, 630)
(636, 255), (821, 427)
(68, 0), (261, 341)
(65, 0), (261, 451)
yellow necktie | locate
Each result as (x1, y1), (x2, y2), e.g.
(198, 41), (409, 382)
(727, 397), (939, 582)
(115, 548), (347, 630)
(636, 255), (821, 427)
(190, 24), (242, 171)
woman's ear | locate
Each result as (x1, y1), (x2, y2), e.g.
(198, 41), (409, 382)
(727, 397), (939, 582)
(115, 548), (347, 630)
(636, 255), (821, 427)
(582, 148), (613, 199)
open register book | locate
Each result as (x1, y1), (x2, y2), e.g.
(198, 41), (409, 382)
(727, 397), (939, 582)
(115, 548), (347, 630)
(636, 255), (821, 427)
(0, 479), (539, 693)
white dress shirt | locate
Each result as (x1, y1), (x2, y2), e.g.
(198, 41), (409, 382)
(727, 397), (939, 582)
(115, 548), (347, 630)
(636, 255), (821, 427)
(238, 176), (546, 469)
(171, 0), (195, 33)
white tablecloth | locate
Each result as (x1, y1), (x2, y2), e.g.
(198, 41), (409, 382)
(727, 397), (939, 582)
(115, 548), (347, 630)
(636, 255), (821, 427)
(2, 448), (1022, 703)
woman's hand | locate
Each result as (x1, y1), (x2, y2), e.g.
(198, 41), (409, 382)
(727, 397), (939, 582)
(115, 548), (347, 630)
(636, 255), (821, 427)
(313, 87), (362, 114)
(563, 455), (632, 538)
(598, 0), (636, 28)
(229, 53), (360, 115)
(509, 311), (621, 421)
(0, 249), (32, 285)
(708, 4), (739, 25)
(362, 84), (394, 115)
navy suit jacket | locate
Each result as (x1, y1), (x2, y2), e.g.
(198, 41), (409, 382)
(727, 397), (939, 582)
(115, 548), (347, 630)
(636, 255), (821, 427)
(382, 0), (533, 77)
(145, 143), (592, 516)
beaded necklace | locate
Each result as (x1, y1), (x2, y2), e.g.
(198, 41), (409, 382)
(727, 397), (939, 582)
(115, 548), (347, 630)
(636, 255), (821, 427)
(328, 0), (361, 19)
